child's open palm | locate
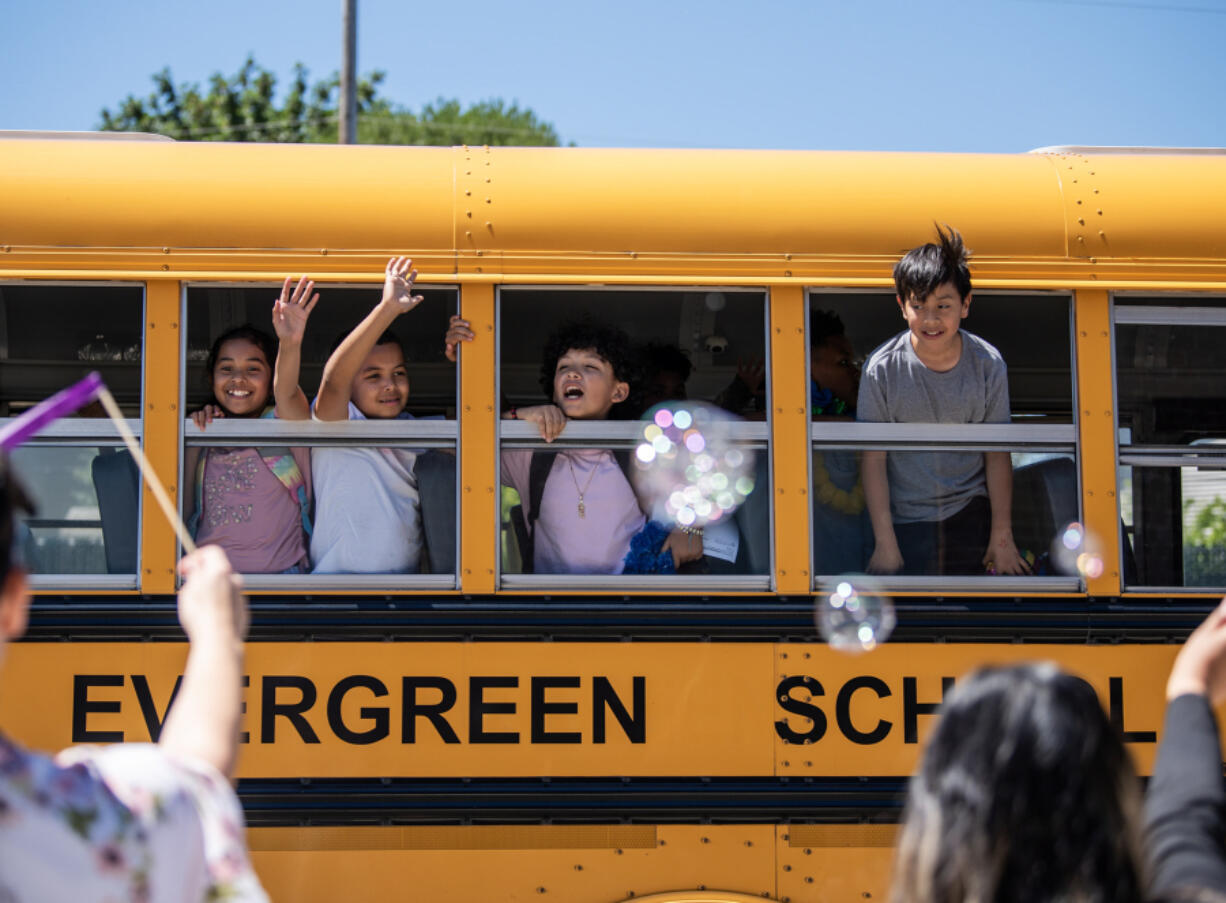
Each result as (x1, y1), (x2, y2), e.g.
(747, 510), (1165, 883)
(382, 256), (424, 315)
(272, 276), (319, 345)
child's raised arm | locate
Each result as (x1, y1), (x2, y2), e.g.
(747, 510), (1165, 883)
(272, 276), (319, 421)
(315, 257), (423, 422)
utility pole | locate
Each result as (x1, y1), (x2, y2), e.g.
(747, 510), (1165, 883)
(339, 0), (357, 144)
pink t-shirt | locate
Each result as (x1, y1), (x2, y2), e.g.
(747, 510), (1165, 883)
(195, 447), (309, 573)
(501, 448), (645, 575)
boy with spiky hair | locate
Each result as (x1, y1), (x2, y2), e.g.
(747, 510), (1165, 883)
(858, 226), (1027, 576)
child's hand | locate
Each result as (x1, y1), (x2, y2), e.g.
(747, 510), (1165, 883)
(191, 404), (224, 431)
(381, 256), (424, 315)
(445, 315), (475, 362)
(662, 528), (704, 569)
(272, 275), (319, 345)
(866, 542), (903, 575)
(983, 532), (1032, 576)
(516, 404), (567, 442)
(1167, 596), (1226, 703)
(736, 357), (766, 396)
(177, 545), (248, 643)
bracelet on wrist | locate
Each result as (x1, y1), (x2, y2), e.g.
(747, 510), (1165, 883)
(507, 406), (518, 420)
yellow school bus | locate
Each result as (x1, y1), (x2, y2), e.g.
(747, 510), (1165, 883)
(2, 135), (1225, 901)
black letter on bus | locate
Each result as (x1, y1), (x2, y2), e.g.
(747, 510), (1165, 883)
(1109, 676), (1157, 743)
(774, 675), (826, 745)
(836, 676), (893, 745)
(261, 676), (321, 743)
(470, 676), (520, 744)
(72, 674), (124, 743)
(327, 675), (390, 745)
(531, 676), (582, 744)
(593, 676), (646, 744)
(402, 677), (460, 743)
(902, 676), (954, 744)
(131, 674), (183, 742)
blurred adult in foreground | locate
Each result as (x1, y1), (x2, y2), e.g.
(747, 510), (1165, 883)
(891, 600), (1226, 903)
(0, 455), (267, 901)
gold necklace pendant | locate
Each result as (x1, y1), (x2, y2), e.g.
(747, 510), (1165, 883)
(567, 454), (599, 519)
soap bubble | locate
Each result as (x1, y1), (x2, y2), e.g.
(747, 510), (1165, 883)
(631, 402), (755, 528)
(1050, 521), (1105, 579)
(816, 577), (895, 654)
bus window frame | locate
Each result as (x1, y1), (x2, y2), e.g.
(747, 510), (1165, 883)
(805, 288), (1082, 594)
(1112, 292), (1226, 593)
(1, 279), (147, 591)
(494, 283), (774, 593)
(178, 280), (462, 593)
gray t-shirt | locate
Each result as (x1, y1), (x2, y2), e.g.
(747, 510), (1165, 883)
(856, 330), (1010, 523)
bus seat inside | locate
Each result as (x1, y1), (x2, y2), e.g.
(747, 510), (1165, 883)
(1011, 456), (1078, 560)
(91, 448), (139, 574)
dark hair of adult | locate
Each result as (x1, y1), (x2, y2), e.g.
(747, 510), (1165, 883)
(810, 309), (847, 353)
(538, 320), (638, 401)
(203, 324), (277, 403)
(641, 342), (693, 386)
(0, 454), (35, 585)
(894, 224), (973, 304)
(892, 662), (1145, 903)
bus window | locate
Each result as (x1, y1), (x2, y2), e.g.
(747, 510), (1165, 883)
(182, 283), (459, 586)
(497, 287), (770, 589)
(807, 291), (1077, 586)
(1115, 298), (1226, 590)
(0, 283), (144, 585)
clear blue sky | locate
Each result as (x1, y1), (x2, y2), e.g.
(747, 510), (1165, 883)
(2, 0), (1224, 151)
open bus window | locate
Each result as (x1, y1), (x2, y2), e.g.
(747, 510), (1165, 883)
(807, 291), (1077, 588)
(181, 283), (459, 585)
(497, 287), (770, 588)
(0, 284), (144, 585)
(184, 284), (458, 417)
(1115, 298), (1226, 590)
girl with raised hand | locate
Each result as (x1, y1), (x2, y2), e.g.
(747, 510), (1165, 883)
(184, 276), (316, 573)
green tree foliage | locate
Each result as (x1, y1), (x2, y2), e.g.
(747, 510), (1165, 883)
(359, 98), (560, 147)
(1183, 495), (1226, 586)
(99, 57), (563, 146)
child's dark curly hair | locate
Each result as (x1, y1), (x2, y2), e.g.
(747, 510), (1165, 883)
(538, 321), (638, 402)
(203, 324), (276, 407)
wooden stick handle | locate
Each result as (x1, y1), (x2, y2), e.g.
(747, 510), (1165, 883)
(95, 386), (197, 555)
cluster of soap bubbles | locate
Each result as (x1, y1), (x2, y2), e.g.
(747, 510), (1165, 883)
(1051, 521), (1105, 579)
(815, 577), (896, 654)
(631, 402), (756, 528)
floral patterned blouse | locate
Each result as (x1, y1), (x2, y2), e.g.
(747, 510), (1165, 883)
(0, 732), (267, 902)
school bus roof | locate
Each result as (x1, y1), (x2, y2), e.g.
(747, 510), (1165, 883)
(2, 140), (1225, 282)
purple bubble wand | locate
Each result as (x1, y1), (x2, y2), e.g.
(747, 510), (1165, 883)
(0, 372), (197, 554)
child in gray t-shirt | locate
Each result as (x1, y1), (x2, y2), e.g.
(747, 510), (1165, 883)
(857, 226), (1028, 577)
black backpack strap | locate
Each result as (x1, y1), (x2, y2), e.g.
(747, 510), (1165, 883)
(612, 448), (632, 482)
(526, 450), (558, 532)
(522, 449), (634, 572)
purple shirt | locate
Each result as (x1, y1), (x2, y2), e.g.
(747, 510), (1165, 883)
(195, 447), (309, 573)
(501, 448), (645, 575)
